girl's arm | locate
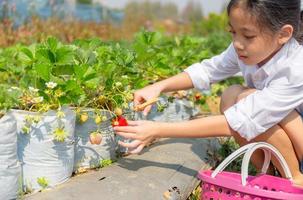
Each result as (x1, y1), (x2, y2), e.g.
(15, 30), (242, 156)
(155, 115), (233, 138)
(153, 72), (194, 93)
(114, 115), (234, 153)
(133, 72), (194, 115)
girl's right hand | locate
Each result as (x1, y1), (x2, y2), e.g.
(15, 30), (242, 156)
(133, 84), (162, 116)
(114, 120), (159, 154)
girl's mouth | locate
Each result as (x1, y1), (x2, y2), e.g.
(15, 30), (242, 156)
(239, 55), (248, 60)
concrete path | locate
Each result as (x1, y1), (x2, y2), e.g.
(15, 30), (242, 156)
(26, 138), (219, 200)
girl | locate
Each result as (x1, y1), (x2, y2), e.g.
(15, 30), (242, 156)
(114, 0), (303, 186)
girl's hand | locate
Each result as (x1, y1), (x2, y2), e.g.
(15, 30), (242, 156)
(134, 84), (162, 116)
(113, 120), (159, 154)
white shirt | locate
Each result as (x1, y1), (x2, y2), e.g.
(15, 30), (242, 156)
(184, 38), (303, 141)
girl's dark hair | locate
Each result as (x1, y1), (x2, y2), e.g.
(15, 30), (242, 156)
(227, 0), (303, 43)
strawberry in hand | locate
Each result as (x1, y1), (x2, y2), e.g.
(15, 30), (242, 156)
(112, 116), (128, 127)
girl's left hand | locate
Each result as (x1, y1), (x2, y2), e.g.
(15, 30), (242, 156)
(113, 120), (159, 154)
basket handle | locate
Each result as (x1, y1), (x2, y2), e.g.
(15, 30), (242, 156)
(241, 142), (293, 185)
(211, 142), (293, 186)
(211, 143), (257, 178)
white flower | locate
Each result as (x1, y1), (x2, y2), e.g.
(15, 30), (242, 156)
(46, 82), (57, 89)
(32, 96), (44, 104)
(29, 86), (39, 93)
(10, 86), (20, 90)
(115, 82), (122, 87)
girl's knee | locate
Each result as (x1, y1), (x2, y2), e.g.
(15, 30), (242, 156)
(220, 84), (246, 114)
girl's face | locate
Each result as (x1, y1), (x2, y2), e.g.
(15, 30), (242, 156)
(228, 6), (283, 66)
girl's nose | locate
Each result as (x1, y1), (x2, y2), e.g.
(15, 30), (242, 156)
(233, 40), (244, 50)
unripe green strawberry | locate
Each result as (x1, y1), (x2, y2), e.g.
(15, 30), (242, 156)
(95, 115), (102, 124)
(114, 107), (123, 116)
(79, 113), (89, 123)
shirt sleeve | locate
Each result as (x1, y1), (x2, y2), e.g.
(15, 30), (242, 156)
(224, 74), (303, 141)
(184, 43), (240, 91)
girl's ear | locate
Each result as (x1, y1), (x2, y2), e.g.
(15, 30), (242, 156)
(278, 25), (293, 45)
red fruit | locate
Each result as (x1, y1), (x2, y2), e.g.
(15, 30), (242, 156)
(89, 132), (102, 145)
(195, 93), (202, 101)
(112, 116), (128, 127)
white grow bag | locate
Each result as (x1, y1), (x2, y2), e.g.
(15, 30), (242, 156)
(12, 107), (75, 192)
(74, 109), (117, 172)
(135, 96), (200, 122)
(0, 113), (20, 200)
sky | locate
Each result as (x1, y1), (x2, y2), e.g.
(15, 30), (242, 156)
(100, 0), (228, 16)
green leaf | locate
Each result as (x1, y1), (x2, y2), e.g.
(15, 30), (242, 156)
(18, 47), (34, 64)
(50, 75), (65, 85)
(74, 64), (89, 81)
(47, 37), (59, 51)
(133, 79), (149, 89)
(53, 64), (74, 76)
(33, 63), (51, 81)
(36, 49), (56, 63)
(65, 80), (82, 94)
(20, 47), (34, 60)
(56, 46), (74, 65)
(84, 77), (100, 89)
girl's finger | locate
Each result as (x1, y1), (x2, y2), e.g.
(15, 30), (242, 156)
(133, 95), (144, 106)
(115, 131), (138, 140)
(126, 120), (140, 126)
(113, 125), (137, 133)
(129, 144), (145, 154)
(143, 105), (152, 116)
(118, 140), (141, 148)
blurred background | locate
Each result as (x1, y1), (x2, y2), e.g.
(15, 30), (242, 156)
(0, 0), (230, 46)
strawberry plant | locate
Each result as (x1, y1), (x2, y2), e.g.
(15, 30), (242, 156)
(0, 84), (18, 118)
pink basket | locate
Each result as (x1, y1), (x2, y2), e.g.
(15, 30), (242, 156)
(198, 142), (303, 200)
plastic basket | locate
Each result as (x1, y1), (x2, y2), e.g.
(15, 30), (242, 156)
(198, 142), (303, 200)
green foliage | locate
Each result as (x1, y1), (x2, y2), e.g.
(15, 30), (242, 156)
(204, 31), (232, 55)
(0, 84), (19, 117)
(217, 138), (257, 175)
(77, 0), (92, 4)
(15, 37), (85, 110)
(133, 30), (212, 84)
(196, 12), (229, 36)
(0, 29), (238, 115)
(187, 185), (201, 200)
(37, 177), (49, 189)
(99, 159), (113, 168)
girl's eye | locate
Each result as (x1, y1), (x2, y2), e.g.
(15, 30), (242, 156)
(244, 35), (256, 39)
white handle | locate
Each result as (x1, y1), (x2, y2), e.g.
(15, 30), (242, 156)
(241, 142), (293, 185)
(211, 143), (256, 178)
(211, 142), (293, 186)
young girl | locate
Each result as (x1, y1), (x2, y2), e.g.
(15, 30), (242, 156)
(114, 0), (303, 186)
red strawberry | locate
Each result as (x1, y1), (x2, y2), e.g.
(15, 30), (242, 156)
(195, 93), (202, 101)
(112, 116), (128, 127)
